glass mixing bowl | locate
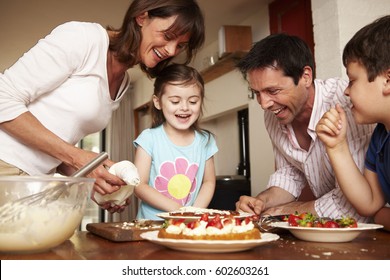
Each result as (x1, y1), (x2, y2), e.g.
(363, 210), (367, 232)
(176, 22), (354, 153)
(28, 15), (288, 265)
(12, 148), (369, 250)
(0, 176), (95, 253)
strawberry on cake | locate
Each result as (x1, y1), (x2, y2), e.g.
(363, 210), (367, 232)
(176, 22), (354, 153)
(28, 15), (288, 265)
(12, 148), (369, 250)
(158, 213), (261, 240)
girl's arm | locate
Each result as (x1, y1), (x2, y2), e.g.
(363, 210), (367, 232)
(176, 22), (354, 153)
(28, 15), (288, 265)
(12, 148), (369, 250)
(133, 146), (181, 212)
(193, 157), (216, 208)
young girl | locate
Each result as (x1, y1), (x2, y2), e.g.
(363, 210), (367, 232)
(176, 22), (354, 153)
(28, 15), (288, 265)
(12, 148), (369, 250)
(133, 64), (218, 220)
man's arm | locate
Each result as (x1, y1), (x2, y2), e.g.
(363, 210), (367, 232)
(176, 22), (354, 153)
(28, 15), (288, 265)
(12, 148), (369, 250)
(236, 186), (295, 215)
(263, 200), (316, 216)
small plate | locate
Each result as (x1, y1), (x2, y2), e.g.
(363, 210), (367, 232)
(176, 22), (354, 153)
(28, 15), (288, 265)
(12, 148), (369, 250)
(270, 221), (383, 242)
(140, 231), (280, 253)
(156, 211), (253, 222)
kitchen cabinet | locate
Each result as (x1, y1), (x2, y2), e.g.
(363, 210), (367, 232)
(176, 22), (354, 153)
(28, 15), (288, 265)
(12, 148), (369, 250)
(200, 51), (247, 83)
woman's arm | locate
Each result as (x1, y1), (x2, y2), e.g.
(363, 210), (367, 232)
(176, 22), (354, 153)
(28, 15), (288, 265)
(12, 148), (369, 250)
(0, 23), (124, 194)
(2, 112), (84, 168)
(1, 112), (123, 194)
(193, 157), (216, 208)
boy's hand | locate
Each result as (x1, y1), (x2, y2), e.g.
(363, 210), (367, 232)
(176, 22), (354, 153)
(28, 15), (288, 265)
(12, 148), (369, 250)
(316, 104), (348, 149)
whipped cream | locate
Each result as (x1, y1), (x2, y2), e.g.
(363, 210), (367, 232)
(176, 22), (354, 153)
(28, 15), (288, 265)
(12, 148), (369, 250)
(232, 219), (254, 233)
(182, 221), (208, 236)
(0, 201), (84, 253)
(166, 223), (186, 234)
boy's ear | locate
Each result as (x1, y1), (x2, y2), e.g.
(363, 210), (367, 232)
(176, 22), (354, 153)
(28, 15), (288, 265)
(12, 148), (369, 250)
(384, 69), (390, 96)
(152, 95), (161, 110)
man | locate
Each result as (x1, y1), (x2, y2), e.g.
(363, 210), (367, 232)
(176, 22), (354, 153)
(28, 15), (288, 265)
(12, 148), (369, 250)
(235, 33), (375, 221)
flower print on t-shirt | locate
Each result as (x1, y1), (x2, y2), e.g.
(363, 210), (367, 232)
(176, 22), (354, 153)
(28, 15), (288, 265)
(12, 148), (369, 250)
(154, 157), (198, 205)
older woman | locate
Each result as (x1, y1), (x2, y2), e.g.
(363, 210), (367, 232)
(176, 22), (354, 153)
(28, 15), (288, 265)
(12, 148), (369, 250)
(0, 0), (205, 212)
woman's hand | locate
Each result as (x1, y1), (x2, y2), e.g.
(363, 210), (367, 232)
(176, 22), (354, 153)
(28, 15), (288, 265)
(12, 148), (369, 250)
(91, 189), (132, 213)
(69, 150), (126, 195)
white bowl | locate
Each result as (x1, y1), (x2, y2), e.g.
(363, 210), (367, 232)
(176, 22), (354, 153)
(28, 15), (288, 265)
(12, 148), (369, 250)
(270, 221), (384, 242)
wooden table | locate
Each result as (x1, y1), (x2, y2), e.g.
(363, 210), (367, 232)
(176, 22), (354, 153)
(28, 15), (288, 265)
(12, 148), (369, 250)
(1, 228), (389, 260)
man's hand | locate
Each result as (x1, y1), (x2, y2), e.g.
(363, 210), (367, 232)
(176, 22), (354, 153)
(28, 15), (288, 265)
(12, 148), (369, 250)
(235, 195), (266, 215)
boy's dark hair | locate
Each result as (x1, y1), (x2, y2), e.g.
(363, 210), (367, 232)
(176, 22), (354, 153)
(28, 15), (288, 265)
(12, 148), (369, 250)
(236, 33), (315, 85)
(343, 15), (390, 82)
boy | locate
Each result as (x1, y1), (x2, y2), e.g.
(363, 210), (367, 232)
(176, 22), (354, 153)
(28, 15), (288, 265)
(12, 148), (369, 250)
(316, 15), (390, 230)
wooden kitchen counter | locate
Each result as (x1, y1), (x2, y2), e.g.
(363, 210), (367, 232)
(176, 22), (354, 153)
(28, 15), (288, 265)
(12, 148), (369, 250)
(1, 228), (389, 260)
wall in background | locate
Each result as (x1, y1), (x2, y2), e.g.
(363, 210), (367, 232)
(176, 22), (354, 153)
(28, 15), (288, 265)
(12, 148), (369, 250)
(312, 0), (390, 79)
(0, 0), (131, 71)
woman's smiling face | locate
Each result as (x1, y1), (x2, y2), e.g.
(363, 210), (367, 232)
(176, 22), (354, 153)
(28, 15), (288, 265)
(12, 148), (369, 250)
(137, 14), (190, 68)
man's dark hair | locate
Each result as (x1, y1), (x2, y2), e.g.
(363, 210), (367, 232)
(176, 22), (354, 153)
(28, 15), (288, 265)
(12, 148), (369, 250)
(237, 33), (315, 85)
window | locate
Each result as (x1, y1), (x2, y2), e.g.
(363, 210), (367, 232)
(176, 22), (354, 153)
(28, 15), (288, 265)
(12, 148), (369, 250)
(78, 130), (106, 229)
(78, 132), (103, 153)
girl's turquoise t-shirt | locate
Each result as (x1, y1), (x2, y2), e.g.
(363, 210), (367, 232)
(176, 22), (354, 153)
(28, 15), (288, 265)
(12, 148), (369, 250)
(133, 125), (218, 220)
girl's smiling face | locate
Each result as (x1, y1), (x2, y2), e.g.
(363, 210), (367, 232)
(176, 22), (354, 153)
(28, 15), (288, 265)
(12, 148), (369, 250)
(153, 83), (202, 132)
(137, 13), (190, 68)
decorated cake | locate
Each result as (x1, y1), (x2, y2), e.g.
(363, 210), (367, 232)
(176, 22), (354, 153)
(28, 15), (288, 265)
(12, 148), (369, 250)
(158, 213), (261, 240)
